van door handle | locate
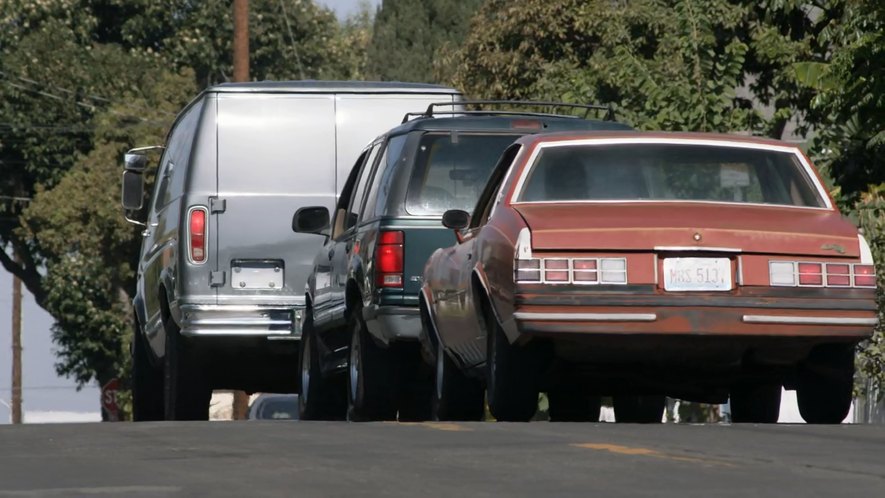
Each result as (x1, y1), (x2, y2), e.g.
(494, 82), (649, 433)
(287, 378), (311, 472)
(328, 248), (335, 260)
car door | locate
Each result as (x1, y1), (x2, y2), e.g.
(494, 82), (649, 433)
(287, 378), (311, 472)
(329, 142), (381, 322)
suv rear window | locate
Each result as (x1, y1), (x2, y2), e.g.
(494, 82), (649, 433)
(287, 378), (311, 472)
(518, 143), (825, 208)
(405, 133), (521, 215)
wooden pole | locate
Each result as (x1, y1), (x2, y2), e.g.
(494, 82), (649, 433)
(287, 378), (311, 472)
(231, 0), (250, 421)
(11, 251), (22, 424)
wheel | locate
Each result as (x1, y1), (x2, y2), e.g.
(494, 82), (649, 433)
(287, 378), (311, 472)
(299, 308), (345, 420)
(729, 384), (781, 423)
(433, 340), (485, 421)
(347, 304), (396, 421)
(132, 317), (164, 421)
(797, 344), (854, 424)
(485, 301), (539, 422)
(163, 315), (211, 421)
(548, 389), (601, 422)
(613, 395), (666, 423)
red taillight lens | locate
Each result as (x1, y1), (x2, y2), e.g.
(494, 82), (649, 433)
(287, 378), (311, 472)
(376, 231), (404, 288)
(189, 208), (206, 263)
(825, 264), (850, 287)
(797, 262), (822, 286)
(854, 265), (876, 288)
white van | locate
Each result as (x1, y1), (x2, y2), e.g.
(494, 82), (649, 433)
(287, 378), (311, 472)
(121, 81), (462, 420)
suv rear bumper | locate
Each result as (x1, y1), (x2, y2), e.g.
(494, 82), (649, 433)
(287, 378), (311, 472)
(178, 304), (302, 339)
(364, 305), (421, 343)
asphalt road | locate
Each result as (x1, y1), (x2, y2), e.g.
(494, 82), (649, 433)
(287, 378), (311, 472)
(0, 421), (883, 497)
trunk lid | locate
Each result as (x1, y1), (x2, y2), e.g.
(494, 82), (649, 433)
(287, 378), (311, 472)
(513, 203), (859, 258)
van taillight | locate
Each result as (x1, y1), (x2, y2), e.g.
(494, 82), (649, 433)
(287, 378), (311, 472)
(189, 208), (207, 264)
(376, 231), (404, 288)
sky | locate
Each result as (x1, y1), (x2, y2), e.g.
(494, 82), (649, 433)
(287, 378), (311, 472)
(317, 0), (380, 19)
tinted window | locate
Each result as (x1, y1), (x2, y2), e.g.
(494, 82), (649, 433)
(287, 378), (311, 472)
(519, 143), (825, 208)
(405, 133), (521, 216)
(152, 100), (203, 211)
(366, 135), (408, 218)
(345, 144), (380, 229)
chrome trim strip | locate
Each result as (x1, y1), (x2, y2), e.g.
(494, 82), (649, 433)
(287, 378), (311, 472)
(180, 329), (299, 337)
(180, 304), (300, 312)
(654, 246), (741, 253)
(187, 319), (292, 326)
(742, 315), (878, 326)
(514, 312), (657, 322)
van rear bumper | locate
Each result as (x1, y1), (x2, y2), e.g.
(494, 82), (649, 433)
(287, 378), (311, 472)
(364, 305), (421, 343)
(178, 304), (302, 339)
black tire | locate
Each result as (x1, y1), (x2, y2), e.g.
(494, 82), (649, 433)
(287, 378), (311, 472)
(485, 301), (538, 422)
(730, 384), (782, 424)
(548, 389), (601, 422)
(163, 316), (211, 421)
(613, 395), (666, 423)
(132, 318), (164, 422)
(797, 344), (854, 424)
(395, 345), (433, 422)
(433, 340), (485, 421)
(347, 304), (396, 421)
(299, 308), (345, 420)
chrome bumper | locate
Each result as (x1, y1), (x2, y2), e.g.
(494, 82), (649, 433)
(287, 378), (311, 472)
(179, 304), (302, 339)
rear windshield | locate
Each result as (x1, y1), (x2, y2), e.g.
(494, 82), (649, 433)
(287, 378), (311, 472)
(518, 143), (825, 208)
(406, 133), (521, 215)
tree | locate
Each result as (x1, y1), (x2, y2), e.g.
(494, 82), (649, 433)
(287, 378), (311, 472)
(450, 0), (837, 137)
(365, 0), (482, 83)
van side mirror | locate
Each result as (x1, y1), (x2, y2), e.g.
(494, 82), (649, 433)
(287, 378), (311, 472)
(442, 209), (470, 230)
(124, 153), (148, 172)
(121, 171), (145, 210)
(293, 206), (330, 235)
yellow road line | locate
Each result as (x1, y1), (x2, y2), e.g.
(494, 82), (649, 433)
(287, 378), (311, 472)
(573, 443), (734, 468)
(395, 422), (473, 432)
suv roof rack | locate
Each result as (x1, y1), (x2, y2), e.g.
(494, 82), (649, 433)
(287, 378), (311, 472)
(401, 100), (616, 124)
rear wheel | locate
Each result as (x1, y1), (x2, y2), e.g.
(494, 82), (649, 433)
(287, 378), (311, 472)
(485, 301), (538, 422)
(132, 318), (164, 422)
(433, 340), (485, 421)
(347, 304), (396, 421)
(797, 344), (854, 424)
(548, 389), (601, 422)
(730, 383), (781, 423)
(613, 395), (666, 423)
(163, 315), (211, 421)
(299, 309), (345, 420)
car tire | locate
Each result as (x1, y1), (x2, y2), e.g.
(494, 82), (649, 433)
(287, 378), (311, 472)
(485, 301), (538, 422)
(729, 383), (781, 423)
(433, 340), (485, 421)
(163, 316), (211, 421)
(299, 308), (345, 420)
(548, 389), (601, 422)
(613, 395), (666, 423)
(347, 303), (396, 421)
(797, 344), (854, 424)
(132, 318), (164, 422)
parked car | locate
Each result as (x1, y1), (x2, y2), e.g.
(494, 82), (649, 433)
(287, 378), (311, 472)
(248, 393), (300, 420)
(292, 102), (632, 421)
(121, 81), (462, 421)
(422, 131), (877, 424)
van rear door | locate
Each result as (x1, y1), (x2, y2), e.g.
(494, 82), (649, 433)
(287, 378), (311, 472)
(214, 94), (337, 308)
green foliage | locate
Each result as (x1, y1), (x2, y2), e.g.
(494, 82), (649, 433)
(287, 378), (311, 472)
(366, 0), (482, 83)
(851, 185), (885, 397)
(451, 0), (835, 136)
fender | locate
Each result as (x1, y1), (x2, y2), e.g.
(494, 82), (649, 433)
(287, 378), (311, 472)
(473, 263), (521, 344)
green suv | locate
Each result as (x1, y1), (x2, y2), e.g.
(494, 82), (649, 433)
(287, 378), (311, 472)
(292, 102), (632, 420)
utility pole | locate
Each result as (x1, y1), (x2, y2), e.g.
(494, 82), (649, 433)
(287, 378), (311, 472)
(232, 0), (250, 421)
(11, 250), (22, 424)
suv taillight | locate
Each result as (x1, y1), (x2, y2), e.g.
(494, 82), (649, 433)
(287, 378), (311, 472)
(189, 207), (207, 264)
(376, 231), (404, 288)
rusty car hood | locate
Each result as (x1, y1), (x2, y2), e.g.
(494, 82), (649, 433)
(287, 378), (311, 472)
(512, 202), (860, 258)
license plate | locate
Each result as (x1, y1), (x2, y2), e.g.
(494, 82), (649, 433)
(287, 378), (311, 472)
(232, 260), (284, 290)
(663, 258), (732, 292)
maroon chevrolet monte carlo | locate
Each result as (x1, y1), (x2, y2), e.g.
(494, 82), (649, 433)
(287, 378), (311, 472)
(418, 131), (877, 424)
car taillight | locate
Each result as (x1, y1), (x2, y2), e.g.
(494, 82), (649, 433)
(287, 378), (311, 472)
(515, 257), (626, 284)
(376, 231), (404, 288)
(769, 261), (875, 288)
(189, 207), (207, 264)
(854, 265), (876, 288)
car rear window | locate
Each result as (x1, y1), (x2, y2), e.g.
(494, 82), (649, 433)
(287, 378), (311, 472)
(405, 133), (521, 215)
(518, 143), (826, 208)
